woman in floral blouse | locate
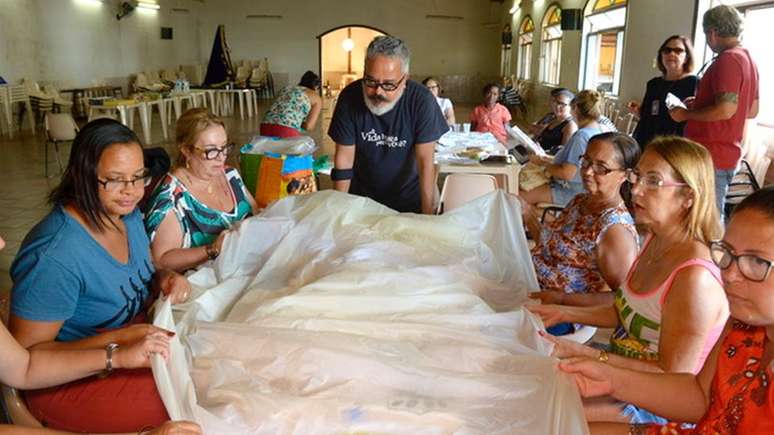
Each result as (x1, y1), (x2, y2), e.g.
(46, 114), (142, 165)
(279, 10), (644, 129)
(525, 132), (640, 321)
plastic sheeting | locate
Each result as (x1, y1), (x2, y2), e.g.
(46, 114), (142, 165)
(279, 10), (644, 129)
(151, 190), (589, 435)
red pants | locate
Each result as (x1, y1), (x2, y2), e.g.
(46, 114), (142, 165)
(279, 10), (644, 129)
(259, 123), (302, 138)
(25, 368), (169, 432)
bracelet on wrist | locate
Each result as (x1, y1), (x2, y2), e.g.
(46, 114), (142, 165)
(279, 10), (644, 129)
(205, 243), (219, 260)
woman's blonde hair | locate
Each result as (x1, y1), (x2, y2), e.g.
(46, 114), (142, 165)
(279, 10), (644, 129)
(646, 136), (721, 243)
(571, 90), (601, 121)
(174, 108), (226, 167)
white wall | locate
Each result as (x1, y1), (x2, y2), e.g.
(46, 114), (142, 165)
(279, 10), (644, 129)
(196, 0), (504, 99)
(506, 0), (696, 116)
(0, 0), (205, 89)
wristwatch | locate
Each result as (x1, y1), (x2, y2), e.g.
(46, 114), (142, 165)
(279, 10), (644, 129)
(205, 243), (219, 260)
(101, 343), (120, 378)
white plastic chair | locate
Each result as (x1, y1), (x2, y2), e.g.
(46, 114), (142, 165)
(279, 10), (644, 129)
(437, 174), (498, 214)
(6, 84), (35, 136)
(44, 113), (78, 177)
(563, 326), (598, 344)
(235, 65), (251, 88)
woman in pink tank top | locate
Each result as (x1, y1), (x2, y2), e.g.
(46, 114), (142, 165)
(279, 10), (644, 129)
(559, 185), (774, 435)
(529, 137), (729, 424)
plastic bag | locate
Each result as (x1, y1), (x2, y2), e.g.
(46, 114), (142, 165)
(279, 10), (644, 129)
(242, 135), (317, 156)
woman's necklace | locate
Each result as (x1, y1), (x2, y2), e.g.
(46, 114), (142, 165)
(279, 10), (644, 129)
(183, 169), (214, 195)
(645, 238), (679, 266)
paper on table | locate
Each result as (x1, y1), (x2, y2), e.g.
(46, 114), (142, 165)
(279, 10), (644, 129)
(506, 125), (546, 157)
(665, 92), (686, 110)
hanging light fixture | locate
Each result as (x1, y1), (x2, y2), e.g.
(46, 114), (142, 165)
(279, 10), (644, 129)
(342, 38), (355, 52)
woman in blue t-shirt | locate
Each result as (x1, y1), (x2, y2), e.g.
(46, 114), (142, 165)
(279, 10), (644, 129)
(9, 119), (196, 434)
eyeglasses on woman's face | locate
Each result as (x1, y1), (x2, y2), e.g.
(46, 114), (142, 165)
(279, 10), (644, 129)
(710, 241), (774, 282)
(97, 169), (152, 192)
(579, 156), (623, 176)
(195, 143), (235, 160)
(625, 170), (687, 190)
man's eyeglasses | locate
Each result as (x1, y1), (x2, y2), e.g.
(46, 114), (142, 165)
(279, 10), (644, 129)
(579, 156), (623, 176)
(625, 170), (688, 190)
(196, 143), (235, 160)
(97, 169), (152, 192)
(363, 75), (406, 92)
(710, 241), (774, 282)
(551, 100), (570, 107)
(661, 47), (686, 55)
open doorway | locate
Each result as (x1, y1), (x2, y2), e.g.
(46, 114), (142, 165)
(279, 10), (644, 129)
(317, 25), (387, 97)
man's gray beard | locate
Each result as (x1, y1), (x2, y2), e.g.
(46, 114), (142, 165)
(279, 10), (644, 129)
(362, 86), (403, 116)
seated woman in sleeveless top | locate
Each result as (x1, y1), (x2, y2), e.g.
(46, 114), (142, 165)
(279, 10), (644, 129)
(528, 136), (729, 424)
(144, 108), (258, 272)
(533, 88), (578, 154)
(520, 90), (603, 208)
(422, 76), (456, 127)
(9, 119), (198, 434)
(260, 70), (322, 138)
(560, 186), (774, 435)
(524, 133), (640, 331)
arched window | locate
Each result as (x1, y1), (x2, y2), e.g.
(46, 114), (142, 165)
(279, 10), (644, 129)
(580, 0), (627, 94)
(540, 4), (563, 85)
(517, 16), (534, 80)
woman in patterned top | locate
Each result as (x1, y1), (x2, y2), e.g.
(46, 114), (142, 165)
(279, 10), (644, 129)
(560, 186), (774, 435)
(259, 70), (322, 138)
(524, 133), (640, 325)
(529, 137), (729, 424)
(144, 108), (257, 272)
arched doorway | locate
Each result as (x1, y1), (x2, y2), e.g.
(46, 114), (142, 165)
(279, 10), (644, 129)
(317, 25), (388, 96)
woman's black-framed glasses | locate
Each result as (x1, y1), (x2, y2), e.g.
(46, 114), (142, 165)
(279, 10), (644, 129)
(97, 169), (152, 192)
(579, 156), (623, 176)
(363, 75), (406, 92)
(196, 143), (235, 160)
(710, 241), (774, 282)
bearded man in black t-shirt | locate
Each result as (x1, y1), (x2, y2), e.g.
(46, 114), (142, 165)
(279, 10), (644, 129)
(328, 36), (448, 214)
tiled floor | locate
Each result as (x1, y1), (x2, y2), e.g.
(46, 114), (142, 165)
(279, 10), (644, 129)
(0, 97), (476, 293)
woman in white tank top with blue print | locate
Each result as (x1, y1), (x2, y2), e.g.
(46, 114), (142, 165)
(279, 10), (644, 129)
(528, 137), (729, 424)
(611, 234), (725, 372)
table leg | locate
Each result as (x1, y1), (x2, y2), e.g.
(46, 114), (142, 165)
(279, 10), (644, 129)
(118, 107), (129, 127)
(139, 104), (151, 145)
(507, 165), (520, 194)
(173, 97), (182, 121)
(158, 102), (168, 140)
(237, 92), (245, 120)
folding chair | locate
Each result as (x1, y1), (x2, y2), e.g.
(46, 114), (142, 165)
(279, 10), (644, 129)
(44, 113), (78, 177)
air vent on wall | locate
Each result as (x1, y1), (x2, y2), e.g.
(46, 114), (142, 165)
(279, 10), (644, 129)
(425, 14), (464, 21)
(245, 14), (283, 20)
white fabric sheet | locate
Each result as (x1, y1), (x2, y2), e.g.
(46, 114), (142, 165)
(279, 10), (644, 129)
(151, 190), (589, 434)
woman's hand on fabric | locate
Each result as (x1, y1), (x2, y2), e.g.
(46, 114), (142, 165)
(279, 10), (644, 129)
(159, 270), (192, 304)
(538, 330), (598, 359)
(528, 290), (566, 305)
(558, 356), (616, 398)
(146, 420), (203, 435)
(111, 324), (173, 346)
(525, 303), (566, 327)
(213, 229), (229, 254)
(114, 329), (174, 368)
